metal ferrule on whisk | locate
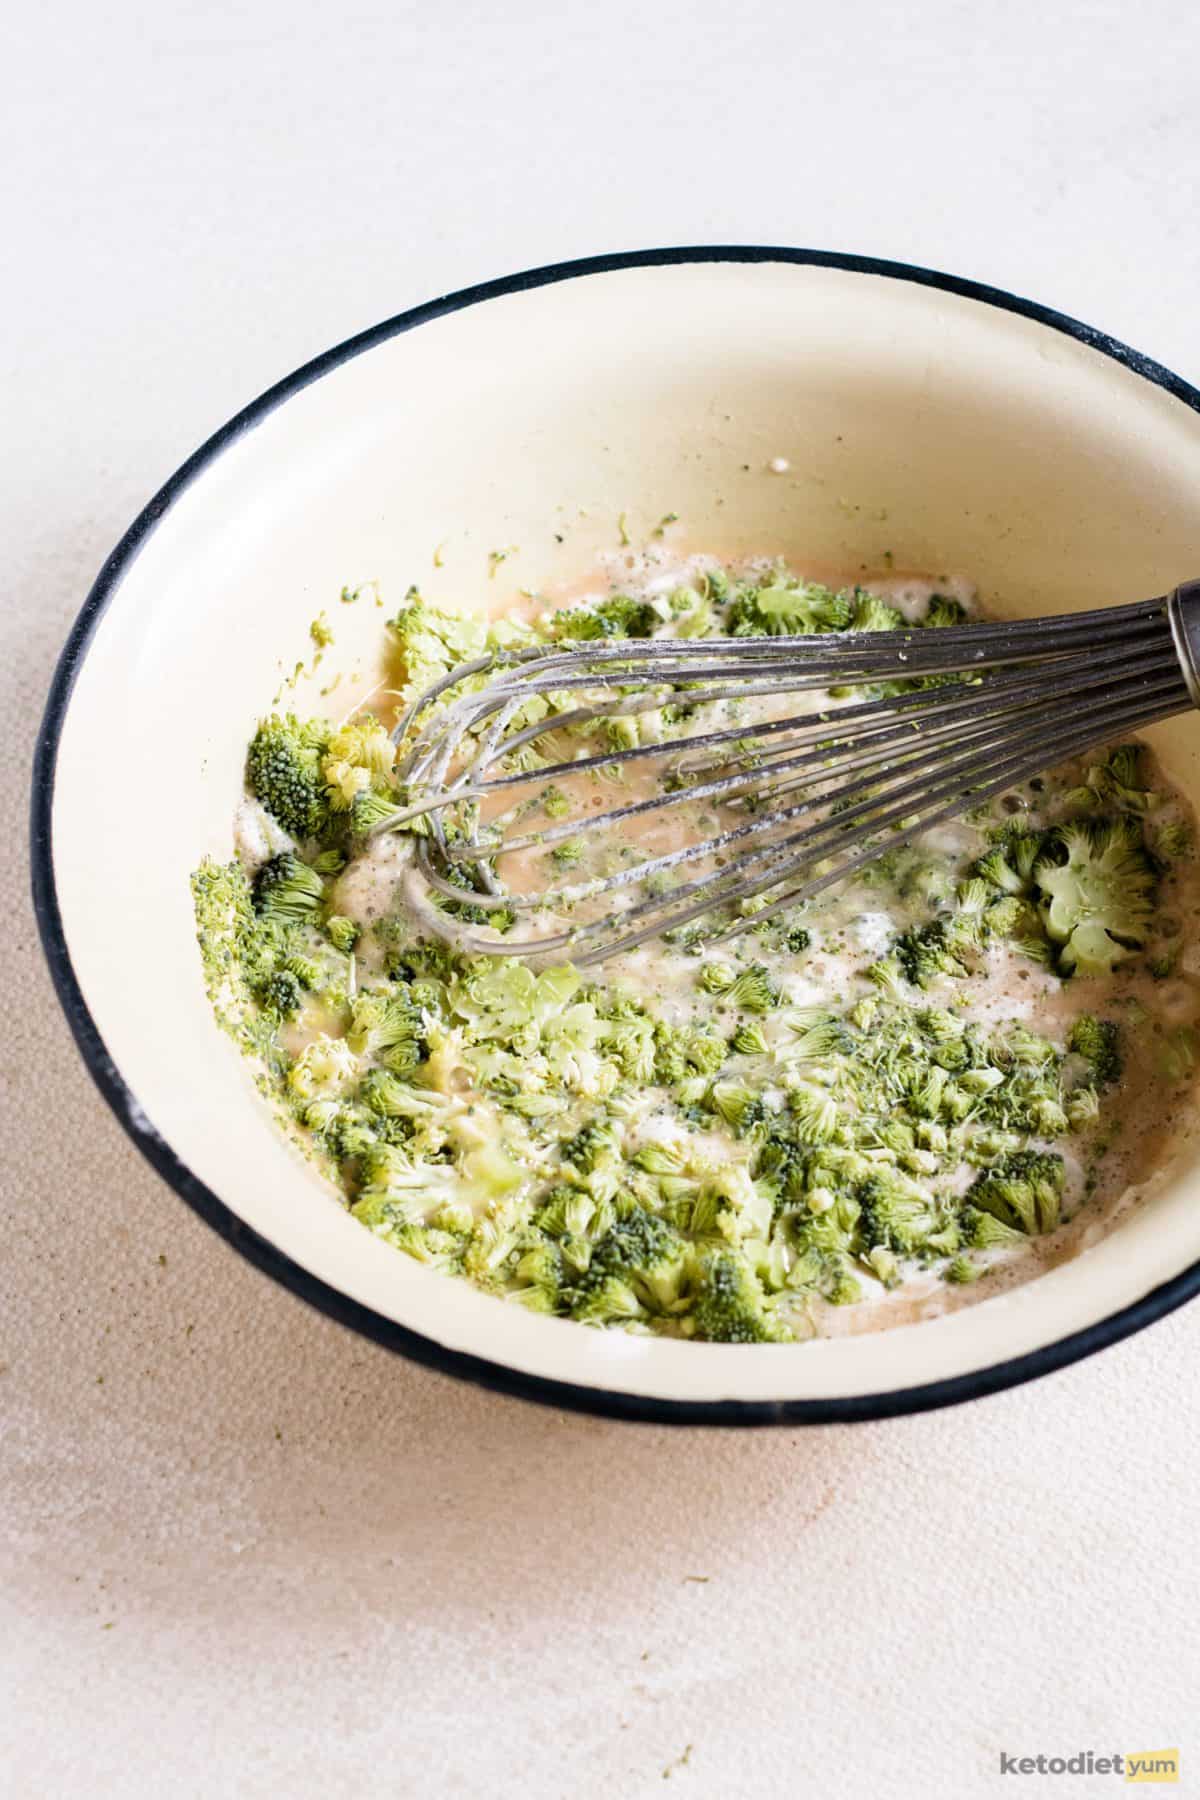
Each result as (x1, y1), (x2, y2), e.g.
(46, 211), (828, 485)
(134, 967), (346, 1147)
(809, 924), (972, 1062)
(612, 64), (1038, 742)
(1167, 579), (1200, 707)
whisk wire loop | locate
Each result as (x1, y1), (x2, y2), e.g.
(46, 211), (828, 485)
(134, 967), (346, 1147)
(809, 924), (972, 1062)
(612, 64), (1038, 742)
(376, 589), (1196, 962)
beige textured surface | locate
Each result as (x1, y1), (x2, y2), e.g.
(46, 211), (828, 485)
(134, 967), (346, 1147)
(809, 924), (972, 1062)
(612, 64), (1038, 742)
(7, 2), (1200, 1794)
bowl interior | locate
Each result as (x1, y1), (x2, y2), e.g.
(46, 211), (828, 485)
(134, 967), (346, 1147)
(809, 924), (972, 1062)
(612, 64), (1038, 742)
(45, 255), (1200, 1411)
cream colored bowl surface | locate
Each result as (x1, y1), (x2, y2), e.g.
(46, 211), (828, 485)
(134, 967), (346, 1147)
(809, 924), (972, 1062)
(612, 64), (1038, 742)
(32, 248), (1200, 1423)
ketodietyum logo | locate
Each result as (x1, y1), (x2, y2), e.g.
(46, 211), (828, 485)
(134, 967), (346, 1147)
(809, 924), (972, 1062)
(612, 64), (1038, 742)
(998, 1749), (1179, 1783)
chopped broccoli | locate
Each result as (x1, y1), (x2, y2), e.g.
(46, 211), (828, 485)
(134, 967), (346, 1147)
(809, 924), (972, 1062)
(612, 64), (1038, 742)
(1034, 818), (1156, 975)
(923, 593), (968, 628)
(349, 788), (401, 839)
(967, 1151), (1064, 1236)
(552, 592), (660, 640)
(326, 914), (360, 953)
(858, 1170), (955, 1256)
(246, 714), (334, 841)
(1066, 1085), (1101, 1130)
(1152, 817), (1191, 863)
(727, 578), (852, 638)
(689, 1249), (791, 1343)
(560, 1121), (618, 1174)
(1067, 1015), (1122, 1087)
(731, 1020), (769, 1056)
(728, 964), (779, 1012)
(347, 988), (427, 1074)
(253, 852), (325, 924)
(708, 1080), (765, 1134)
(197, 555), (1186, 1354)
(1083, 744), (1155, 815)
(387, 596), (489, 703)
(893, 919), (969, 988)
(322, 714), (396, 812)
(962, 1206), (1027, 1250)
(698, 961), (737, 995)
(570, 1209), (692, 1321)
(261, 969), (304, 1019)
(974, 829), (1043, 895)
(850, 590), (906, 633)
(541, 785), (571, 820)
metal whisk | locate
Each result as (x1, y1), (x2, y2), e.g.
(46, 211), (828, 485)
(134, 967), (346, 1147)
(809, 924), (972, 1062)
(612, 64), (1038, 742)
(377, 581), (1200, 963)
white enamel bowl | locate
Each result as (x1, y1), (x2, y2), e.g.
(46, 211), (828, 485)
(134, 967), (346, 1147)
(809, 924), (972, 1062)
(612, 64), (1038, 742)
(32, 248), (1200, 1424)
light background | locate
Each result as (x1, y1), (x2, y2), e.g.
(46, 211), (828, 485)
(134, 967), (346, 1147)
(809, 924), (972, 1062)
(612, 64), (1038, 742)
(5, 2), (1199, 1794)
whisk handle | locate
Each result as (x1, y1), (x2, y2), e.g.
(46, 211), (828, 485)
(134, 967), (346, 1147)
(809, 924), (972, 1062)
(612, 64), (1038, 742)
(1167, 579), (1200, 707)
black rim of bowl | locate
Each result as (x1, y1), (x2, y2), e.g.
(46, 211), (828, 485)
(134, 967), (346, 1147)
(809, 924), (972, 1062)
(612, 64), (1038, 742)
(30, 245), (1200, 1427)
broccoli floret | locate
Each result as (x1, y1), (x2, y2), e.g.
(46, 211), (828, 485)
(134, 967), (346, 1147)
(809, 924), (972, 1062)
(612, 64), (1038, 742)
(857, 1170), (954, 1255)
(323, 1104), (384, 1163)
(1152, 817), (1191, 864)
(602, 714), (641, 753)
(652, 1022), (726, 1084)
(261, 969), (304, 1018)
(347, 988), (427, 1074)
(282, 952), (323, 991)
(360, 1069), (439, 1122)
(387, 597), (489, 703)
(570, 1271), (647, 1327)
(731, 1021), (770, 1056)
(326, 914), (360, 953)
(1066, 1085), (1101, 1130)
(287, 1033), (361, 1102)
(504, 1239), (567, 1312)
(974, 829), (1043, 894)
(788, 1082), (841, 1144)
(322, 714), (396, 812)
(1033, 818), (1156, 975)
(923, 593), (968, 628)
(967, 1151), (1065, 1236)
(560, 1121), (618, 1174)
(552, 592), (659, 640)
(571, 1209), (692, 1320)
(961, 1206), (1026, 1250)
(1067, 1015), (1122, 1087)
(1083, 743), (1155, 814)
(349, 788), (401, 839)
(698, 961), (737, 995)
(689, 1249), (791, 1343)
(534, 1187), (615, 1273)
(246, 714), (334, 841)
(981, 894), (1035, 941)
(894, 919), (969, 988)
(823, 1259), (864, 1306)
(728, 964), (779, 1012)
(707, 1080), (766, 1134)
(192, 856), (279, 998)
(602, 1013), (657, 1082)
(866, 954), (909, 998)
(253, 852), (325, 924)
(726, 578), (852, 637)
(353, 1198), (467, 1274)
(849, 590), (906, 633)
